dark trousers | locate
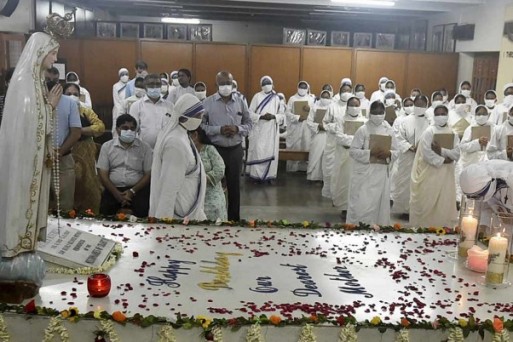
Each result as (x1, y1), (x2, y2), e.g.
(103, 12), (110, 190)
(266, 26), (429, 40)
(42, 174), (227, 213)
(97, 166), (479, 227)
(215, 144), (243, 221)
(100, 184), (150, 217)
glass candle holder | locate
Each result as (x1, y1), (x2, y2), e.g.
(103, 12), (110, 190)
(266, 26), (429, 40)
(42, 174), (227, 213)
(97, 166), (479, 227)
(457, 198), (481, 258)
(87, 273), (111, 297)
(485, 214), (513, 287)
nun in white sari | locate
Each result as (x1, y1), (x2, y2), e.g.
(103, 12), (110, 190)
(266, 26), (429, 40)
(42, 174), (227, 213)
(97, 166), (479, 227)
(410, 105), (460, 227)
(112, 68), (129, 136)
(247, 75), (285, 181)
(150, 94), (207, 220)
(306, 90), (332, 181)
(347, 101), (399, 226)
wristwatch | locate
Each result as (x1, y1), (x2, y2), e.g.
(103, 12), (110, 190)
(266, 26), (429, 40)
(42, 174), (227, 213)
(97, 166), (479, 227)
(129, 188), (136, 195)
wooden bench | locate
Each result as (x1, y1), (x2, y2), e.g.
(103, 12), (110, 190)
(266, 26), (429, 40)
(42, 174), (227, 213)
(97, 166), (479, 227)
(278, 149), (309, 161)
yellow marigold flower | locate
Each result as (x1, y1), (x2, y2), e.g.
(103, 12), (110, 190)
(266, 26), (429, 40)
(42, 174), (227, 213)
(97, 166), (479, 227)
(436, 227), (446, 235)
(303, 221), (310, 228)
(93, 309), (103, 319)
(196, 315), (212, 329)
(60, 310), (70, 319)
(370, 316), (381, 325)
(69, 307), (79, 317)
(459, 318), (467, 327)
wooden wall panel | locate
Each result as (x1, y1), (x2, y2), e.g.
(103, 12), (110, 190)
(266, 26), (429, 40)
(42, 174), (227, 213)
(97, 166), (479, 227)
(302, 47), (352, 97)
(81, 39), (138, 106)
(354, 50), (408, 96)
(57, 39), (82, 80)
(249, 45), (300, 100)
(140, 41), (193, 78)
(194, 43), (247, 96)
(406, 53), (459, 99)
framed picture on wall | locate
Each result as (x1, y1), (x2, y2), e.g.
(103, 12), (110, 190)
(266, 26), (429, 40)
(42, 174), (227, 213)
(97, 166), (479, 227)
(307, 29), (327, 46)
(144, 24), (164, 39)
(167, 24), (187, 41)
(96, 22), (117, 38)
(331, 31), (350, 47)
(376, 33), (395, 50)
(353, 32), (372, 48)
(120, 23), (140, 39)
(283, 28), (306, 45)
(189, 24), (212, 41)
(443, 23), (456, 52)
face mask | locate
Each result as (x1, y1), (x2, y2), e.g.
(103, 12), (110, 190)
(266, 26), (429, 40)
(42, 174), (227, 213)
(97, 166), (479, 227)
(195, 91), (207, 100)
(410, 96), (417, 101)
(134, 88), (146, 98)
(172, 78), (179, 86)
(434, 115), (448, 127)
(370, 114), (385, 125)
(69, 95), (80, 104)
(119, 129), (136, 144)
(180, 116), (203, 131)
(432, 100), (443, 108)
(340, 92), (351, 102)
(298, 88), (307, 96)
(384, 88), (395, 96)
(461, 89), (471, 98)
(503, 95), (513, 106)
(320, 98), (331, 107)
(455, 103), (467, 114)
(137, 71), (148, 78)
(380, 83), (386, 91)
(442, 95), (449, 103)
(146, 87), (161, 99)
(161, 85), (169, 94)
(120, 75), (129, 83)
(413, 106), (426, 116)
(262, 84), (273, 93)
(385, 99), (395, 107)
(404, 106), (414, 115)
(485, 99), (496, 108)
(346, 106), (360, 117)
(218, 85), (232, 97)
(355, 91), (365, 99)
(475, 115), (489, 125)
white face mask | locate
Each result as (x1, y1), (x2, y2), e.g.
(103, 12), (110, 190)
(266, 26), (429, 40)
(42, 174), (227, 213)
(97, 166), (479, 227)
(120, 75), (129, 83)
(218, 85), (232, 97)
(485, 99), (496, 108)
(370, 114), (385, 125)
(380, 83), (387, 91)
(434, 115), (448, 127)
(180, 116), (203, 131)
(355, 91), (365, 99)
(461, 89), (471, 98)
(413, 106), (426, 116)
(320, 98), (331, 107)
(410, 96), (417, 101)
(455, 103), (467, 114)
(146, 87), (161, 99)
(346, 106), (360, 117)
(432, 100), (443, 108)
(503, 95), (513, 106)
(172, 78), (179, 86)
(298, 88), (307, 96)
(385, 98), (396, 107)
(195, 91), (207, 100)
(384, 88), (395, 96)
(119, 129), (136, 144)
(442, 95), (449, 103)
(340, 92), (351, 102)
(137, 71), (148, 78)
(161, 85), (169, 94)
(262, 84), (273, 93)
(134, 88), (146, 98)
(404, 106), (414, 115)
(475, 115), (489, 125)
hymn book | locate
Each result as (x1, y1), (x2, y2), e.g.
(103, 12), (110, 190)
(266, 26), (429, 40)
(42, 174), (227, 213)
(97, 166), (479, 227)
(385, 106), (396, 126)
(369, 134), (391, 164)
(344, 120), (364, 136)
(433, 133), (454, 150)
(471, 126), (491, 140)
(314, 109), (327, 124)
(294, 101), (309, 121)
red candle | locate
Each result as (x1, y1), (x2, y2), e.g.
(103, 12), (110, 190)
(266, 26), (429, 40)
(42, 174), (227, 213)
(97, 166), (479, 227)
(87, 273), (111, 298)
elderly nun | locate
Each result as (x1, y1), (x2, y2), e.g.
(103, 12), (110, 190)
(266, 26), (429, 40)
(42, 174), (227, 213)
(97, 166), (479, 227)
(149, 94), (207, 220)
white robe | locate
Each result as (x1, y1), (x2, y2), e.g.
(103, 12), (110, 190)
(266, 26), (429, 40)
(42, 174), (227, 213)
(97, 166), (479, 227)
(285, 93), (315, 172)
(150, 127), (207, 220)
(391, 114), (429, 214)
(330, 113), (366, 211)
(489, 103), (510, 126)
(370, 90), (385, 104)
(112, 80), (128, 136)
(459, 122), (493, 167)
(410, 124), (460, 227)
(306, 102), (330, 181)
(247, 91), (285, 181)
(449, 109), (474, 200)
(346, 121), (399, 225)
(487, 120), (513, 160)
(322, 100), (347, 198)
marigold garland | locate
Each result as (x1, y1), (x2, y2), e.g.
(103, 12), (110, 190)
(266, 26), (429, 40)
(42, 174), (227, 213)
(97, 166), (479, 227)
(99, 320), (120, 342)
(43, 317), (69, 342)
(158, 325), (177, 342)
(338, 324), (357, 342)
(447, 327), (464, 342)
(395, 329), (410, 342)
(212, 326), (223, 342)
(246, 322), (265, 342)
(0, 314), (9, 342)
(298, 324), (317, 342)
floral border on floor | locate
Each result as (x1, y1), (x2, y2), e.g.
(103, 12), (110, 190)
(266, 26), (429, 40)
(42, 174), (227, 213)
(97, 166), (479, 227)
(57, 211), (456, 236)
(0, 302), (511, 342)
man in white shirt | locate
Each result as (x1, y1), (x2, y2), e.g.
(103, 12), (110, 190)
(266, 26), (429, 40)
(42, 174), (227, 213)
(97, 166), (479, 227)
(129, 74), (174, 149)
(168, 68), (195, 104)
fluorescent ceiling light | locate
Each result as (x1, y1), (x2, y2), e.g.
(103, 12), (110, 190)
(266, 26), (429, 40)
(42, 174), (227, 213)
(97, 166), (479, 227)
(161, 17), (200, 24)
(331, 0), (395, 6)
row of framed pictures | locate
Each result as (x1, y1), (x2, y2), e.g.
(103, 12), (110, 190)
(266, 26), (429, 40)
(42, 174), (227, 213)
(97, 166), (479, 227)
(96, 22), (213, 41)
(283, 28), (423, 50)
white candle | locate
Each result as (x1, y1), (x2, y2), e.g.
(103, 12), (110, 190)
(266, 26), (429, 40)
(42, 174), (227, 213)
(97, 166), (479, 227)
(458, 215), (478, 256)
(486, 233), (509, 284)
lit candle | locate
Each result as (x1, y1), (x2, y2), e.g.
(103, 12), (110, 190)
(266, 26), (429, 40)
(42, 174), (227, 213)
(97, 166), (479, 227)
(486, 233), (509, 284)
(87, 273), (111, 297)
(467, 245), (488, 273)
(458, 215), (478, 257)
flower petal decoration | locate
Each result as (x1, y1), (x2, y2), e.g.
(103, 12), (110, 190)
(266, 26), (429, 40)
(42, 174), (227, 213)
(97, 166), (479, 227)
(493, 317), (504, 333)
(269, 315), (282, 325)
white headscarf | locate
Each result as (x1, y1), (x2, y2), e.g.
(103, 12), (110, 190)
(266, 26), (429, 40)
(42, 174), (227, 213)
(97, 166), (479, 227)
(118, 68), (128, 76)
(503, 83), (513, 94)
(170, 71), (178, 78)
(341, 77), (352, 87)
(378, 76), (388, 87)
(65, 71), (80, 84)
(260, 75), (273, 86)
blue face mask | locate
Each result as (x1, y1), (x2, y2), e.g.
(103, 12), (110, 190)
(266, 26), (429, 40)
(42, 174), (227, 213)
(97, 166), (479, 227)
(146, 87), (161, 99)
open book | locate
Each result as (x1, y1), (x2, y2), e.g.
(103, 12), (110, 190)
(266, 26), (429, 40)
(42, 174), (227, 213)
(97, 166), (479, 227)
(369, 134), (391, 164)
